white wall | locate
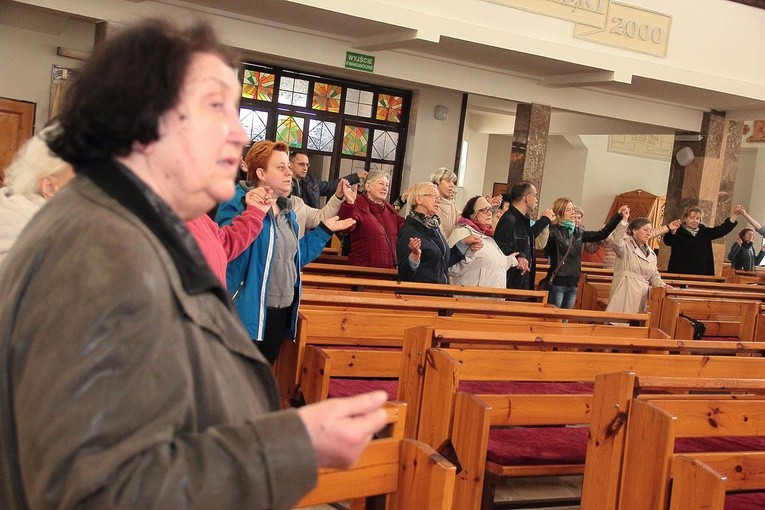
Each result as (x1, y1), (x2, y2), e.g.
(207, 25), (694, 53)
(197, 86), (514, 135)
(403, 86), (464, 188)
(578, 135), (671, 225)
(537, 136), (588, 214)
(483, 134), (513, 197)
(458, 112), (490, 208)
(0, 12), (94, 131)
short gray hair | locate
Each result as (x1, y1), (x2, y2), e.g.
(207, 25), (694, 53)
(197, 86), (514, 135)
(363, 169), (390, 191)
(430, 167), (456, 185)
(407, 182), (438, 208)
(5, 125), (71, 196)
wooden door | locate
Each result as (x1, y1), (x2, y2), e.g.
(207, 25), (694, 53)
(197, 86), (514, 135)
(0, 97), (36, 185)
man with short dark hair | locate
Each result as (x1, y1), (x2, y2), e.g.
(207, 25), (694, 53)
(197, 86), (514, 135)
(289, 151), (366, 208)
(494, 181), (555, 290)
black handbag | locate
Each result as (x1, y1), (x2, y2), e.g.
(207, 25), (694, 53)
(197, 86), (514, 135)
(539, 230), (575, 291)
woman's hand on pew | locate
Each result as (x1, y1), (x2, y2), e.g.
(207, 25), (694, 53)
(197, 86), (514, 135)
(297, 391), (389, 469)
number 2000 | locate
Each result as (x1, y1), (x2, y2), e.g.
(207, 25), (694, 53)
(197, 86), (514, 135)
(609, 16), (663, 44)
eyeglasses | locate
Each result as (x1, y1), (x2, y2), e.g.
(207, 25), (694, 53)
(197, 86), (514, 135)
(420, 193), (441, 200)
(476, 207), (492, 214)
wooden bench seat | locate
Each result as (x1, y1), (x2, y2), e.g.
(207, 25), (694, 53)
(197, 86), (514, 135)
(295, 401), (456, 510)
(581, 372), (765, 509)
(301, 273), (549, 302)
(415, 349), (765, 510)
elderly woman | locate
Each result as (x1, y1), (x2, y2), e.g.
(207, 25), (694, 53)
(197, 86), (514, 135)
(606, 214), (672, 313)
(431, 167), (459, 238)
(542, 198), (626, 308)
(447, 195), (518, 288)
(0, 19), (385, 510)
(0, 127), (74, 262)
(338, 169), (404, 268)
(663, 204), (741, 275)
(216, 140), (355, 364)
(397, 182), (482, 283)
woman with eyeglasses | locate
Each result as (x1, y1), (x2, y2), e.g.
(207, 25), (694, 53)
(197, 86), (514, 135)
(542, 198), (627, 308)
(396, 182), (483, 283)
(446, 195), (519, 289)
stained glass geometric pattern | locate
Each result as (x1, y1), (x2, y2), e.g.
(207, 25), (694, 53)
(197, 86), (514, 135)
(312, 82), (342, 113)
(372, 129), (399, 161)
(276, 114), (304, 148)
(239, 108), (269, 143)
(344, 88), (373, 117)
(376, 94), (403, 123)
(307, 119), (336, 152)
(342, 125), (369, 156)
(277, 77), (309, 107)
(242, 69), (274, 101)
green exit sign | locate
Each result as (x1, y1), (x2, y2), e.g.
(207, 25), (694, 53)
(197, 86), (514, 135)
(345, 51), (375, 72)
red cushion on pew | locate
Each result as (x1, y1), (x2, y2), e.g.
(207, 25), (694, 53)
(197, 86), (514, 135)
(459, 381), (593, 394)
(486, 431), (765, 468)
(486, 426), (589, 466)
(724, 492), (765, 509)
(328, 379), (398, 400)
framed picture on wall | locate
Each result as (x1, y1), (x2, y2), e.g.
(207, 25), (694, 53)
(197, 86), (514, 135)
(492, 182), (507, 198)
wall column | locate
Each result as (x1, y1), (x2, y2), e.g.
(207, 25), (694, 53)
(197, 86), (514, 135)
(658, 111), (743, 274)
(507, 103), (550, 215)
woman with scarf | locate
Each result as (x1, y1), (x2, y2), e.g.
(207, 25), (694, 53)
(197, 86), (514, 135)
(430, 167), (459, 238)
(663, 204), (742, 275)
(728, 227), (765, 271)
(397, 182), (482, 284)
(543, 198), (627, 308)
(447, 195), (519, 288)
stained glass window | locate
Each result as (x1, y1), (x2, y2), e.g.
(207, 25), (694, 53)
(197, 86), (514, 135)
(342, 125), (369, 156)
(278, 77), (309, 107)
(312, 82), (341, 113)
(239, 109), (269, 143)
(376, 94), (403, 122)
(372, 130), (399, 161)
(344, 88), (373, 117)
(242, 70), (274, 101)
(307, 119), (336, 152)
(369, 162), (395, 174)
(276, 115), (304, 148)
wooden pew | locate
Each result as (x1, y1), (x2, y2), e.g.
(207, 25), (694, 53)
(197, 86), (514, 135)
(276, 307), (657, 408)
(669, 452), (765, 510)
(581, 372), (765, 509)
(656, 295), (759, 341)
(295, 401), (456, 510)
(301, 273), (549, 302)
(414, 348), (765, 510)
(302, 261), (398, 280)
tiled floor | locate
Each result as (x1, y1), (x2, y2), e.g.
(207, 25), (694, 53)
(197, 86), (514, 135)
(296, 476), (582, 509)
(493, 475), (582, 509)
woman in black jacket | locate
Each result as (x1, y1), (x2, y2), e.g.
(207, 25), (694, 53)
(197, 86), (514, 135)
(663, 205), (742, 275)
(543, 197), (627, 308)
(396, 182), (482, 283)
(728, 227), (765, 271)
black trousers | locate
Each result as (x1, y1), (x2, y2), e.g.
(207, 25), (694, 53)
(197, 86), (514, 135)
(258, 307), (290, 365)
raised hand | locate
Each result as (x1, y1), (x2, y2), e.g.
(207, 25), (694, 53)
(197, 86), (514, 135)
(297, 391), (388, 469)
(618, 205), (630, 220)
(356, 169), (368, 180)
(408, 237), (422, 262)
(339, 180), (357, 204)
(244, 186), (273, 213)
(488, 194), (502, 207)
(668, 219), (682, 232)
(322, 215), (356, 232)
(541, 209), (555, 221)
(334, 178), (350, 199)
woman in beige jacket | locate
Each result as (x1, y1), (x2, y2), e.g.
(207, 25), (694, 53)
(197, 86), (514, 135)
(605, 215), (679, 313)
